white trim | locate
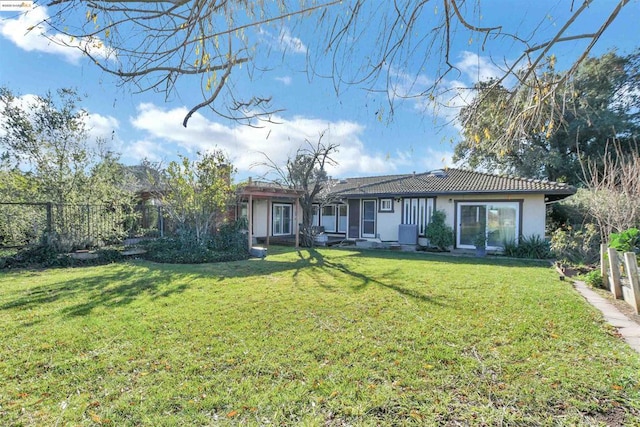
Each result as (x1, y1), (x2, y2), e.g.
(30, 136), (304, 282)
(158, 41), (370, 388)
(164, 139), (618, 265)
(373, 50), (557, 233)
(379, 198), (393, 211)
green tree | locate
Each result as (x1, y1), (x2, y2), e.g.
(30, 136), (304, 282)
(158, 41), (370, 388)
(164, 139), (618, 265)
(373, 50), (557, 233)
(0, 87), (91, 204)
(158, 151), (235, 245)
(455, 50), (640, 184)
(0, 88), (138, 247)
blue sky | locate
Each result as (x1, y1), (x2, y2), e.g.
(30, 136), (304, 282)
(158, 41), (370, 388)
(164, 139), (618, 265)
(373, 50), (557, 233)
(0, 1), (638, 181)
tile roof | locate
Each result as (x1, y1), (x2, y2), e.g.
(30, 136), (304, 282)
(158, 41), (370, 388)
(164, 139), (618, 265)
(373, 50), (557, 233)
(330, 168), (576, 198)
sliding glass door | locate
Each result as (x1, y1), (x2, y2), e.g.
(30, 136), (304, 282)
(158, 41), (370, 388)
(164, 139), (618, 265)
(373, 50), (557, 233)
(457, 202), (519, 249)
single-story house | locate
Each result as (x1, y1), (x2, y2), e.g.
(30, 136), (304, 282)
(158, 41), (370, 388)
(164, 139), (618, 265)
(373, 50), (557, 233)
(236, 168), (576, 251)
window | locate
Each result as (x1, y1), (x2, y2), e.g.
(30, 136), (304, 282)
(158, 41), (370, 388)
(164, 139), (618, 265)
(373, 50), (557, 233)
(312, 204), (319, 227)
(379, 198), (393, 212)
(337, 204), (348, 233)
(321, 205), (336, 232)
(457, 202), (519, 249)
(272, 203), (292, 236)
(403, 198), (434, 236)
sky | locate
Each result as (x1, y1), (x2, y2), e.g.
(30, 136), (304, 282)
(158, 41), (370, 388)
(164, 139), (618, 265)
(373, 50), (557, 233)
(0, 0), (638, 182)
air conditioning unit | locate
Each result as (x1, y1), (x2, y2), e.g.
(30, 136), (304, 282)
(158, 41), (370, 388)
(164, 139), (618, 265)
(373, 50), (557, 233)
(398, 224), (418, 245)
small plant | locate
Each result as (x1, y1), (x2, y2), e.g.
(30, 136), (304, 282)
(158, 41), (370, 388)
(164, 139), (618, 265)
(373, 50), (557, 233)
(424, 210), (454, 251)
(517, 235), (551, 259)
(502, 239), (518, 257)
(583, 270), (604, 288)
(473, 233), (487, 249)
(501, 235), (551, 259)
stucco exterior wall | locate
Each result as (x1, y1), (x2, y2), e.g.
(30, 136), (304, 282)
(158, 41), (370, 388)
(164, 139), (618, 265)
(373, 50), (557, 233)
(376, 199), (403, 241)
(251, 198), (302, 238)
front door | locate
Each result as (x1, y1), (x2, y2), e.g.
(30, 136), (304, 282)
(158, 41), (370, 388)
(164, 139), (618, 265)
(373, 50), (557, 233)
(361, 200), (376, 238)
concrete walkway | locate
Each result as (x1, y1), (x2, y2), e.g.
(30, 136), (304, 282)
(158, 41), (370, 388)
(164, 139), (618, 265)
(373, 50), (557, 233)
(573, 281), (640, 353)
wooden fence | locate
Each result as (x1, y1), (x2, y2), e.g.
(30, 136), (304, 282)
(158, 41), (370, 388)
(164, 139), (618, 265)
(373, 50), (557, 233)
(601, 243), (640, 314)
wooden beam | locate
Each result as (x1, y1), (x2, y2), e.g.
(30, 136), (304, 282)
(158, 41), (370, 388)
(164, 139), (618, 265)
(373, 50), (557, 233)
(266, 198), (271, 246)
(247, 194), (253, 252)
(295, 197), (300, 248)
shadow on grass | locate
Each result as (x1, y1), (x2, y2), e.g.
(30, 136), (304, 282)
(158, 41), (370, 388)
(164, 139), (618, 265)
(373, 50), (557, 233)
(296, 249), (446, 306)
(1, 263), (193, 319)
(2, 246), (537, 319)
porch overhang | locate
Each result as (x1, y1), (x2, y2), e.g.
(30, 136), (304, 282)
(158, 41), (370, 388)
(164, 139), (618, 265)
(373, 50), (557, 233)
(237, 183), (304, 249)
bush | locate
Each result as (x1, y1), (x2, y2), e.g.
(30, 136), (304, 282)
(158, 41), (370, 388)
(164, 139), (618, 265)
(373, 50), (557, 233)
(139, 220), (249, 264)
(140, 238), (248, 264)
(0, 244), (125, 269)
(583, 270), (604, 288)
(424, 210), (454, 251)
(502, 235), (551, 259)
(609, 228), (640, 253)
(550, 223), (601, 265)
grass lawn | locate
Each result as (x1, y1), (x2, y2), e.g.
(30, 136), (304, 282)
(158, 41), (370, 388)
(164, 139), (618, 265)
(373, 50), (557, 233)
(1, 247), (639, 426)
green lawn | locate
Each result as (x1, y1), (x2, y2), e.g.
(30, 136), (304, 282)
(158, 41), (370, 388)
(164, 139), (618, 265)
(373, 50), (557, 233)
(1, 247), (639, 426)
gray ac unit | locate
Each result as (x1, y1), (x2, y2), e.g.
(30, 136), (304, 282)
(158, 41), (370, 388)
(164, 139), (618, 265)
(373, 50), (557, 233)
(398, 224), (418, 245)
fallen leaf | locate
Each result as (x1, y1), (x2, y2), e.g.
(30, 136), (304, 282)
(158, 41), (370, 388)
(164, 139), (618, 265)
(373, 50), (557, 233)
(227, 410), (238, 418)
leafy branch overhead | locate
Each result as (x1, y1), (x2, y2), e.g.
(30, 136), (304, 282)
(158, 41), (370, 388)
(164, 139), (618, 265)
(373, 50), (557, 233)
(455, 50), (640, 184)
(39, 0), (632, 131)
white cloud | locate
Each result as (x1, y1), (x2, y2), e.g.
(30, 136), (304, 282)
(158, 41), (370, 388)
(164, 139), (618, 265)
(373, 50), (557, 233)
(277, 28), (307, 54)
(258, 26), (307, 55)
(421, 147), (456, 171)
(455, 51), (504, 83)
(127, 103), (408, 178)
(86, 112), (121, 151)
(126, 139), (171, 163)
(0, 5), (113, 64)
(275, 76), (292, 85)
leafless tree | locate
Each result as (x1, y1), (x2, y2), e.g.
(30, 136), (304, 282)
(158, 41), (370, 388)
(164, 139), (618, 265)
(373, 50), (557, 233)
(581, 138), (640, 242)
(37, 0), (631, 134)
(254, 131), (338, 246)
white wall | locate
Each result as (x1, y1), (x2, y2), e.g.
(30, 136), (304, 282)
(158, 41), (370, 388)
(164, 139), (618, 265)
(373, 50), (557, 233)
(376, 199), (403, 241)
(251, 199), (268, 237)
(251, 198), (302, 238)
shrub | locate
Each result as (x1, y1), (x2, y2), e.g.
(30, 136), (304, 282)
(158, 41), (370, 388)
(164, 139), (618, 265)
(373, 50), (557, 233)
(424, 210), (454, 251)
(502, 239), (518, 257)
(0, 244), (125, 269)
(583, 270), (604, 288)
(517, 235), (551, 259)
(550, 223), (601, 265)
(139, 220), (249, 264)
(609, 228), (640, 253)
(501, 235), (551, 259)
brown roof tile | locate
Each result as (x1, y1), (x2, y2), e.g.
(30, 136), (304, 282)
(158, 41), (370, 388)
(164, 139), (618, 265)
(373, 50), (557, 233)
(331, 168), (576, 197)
